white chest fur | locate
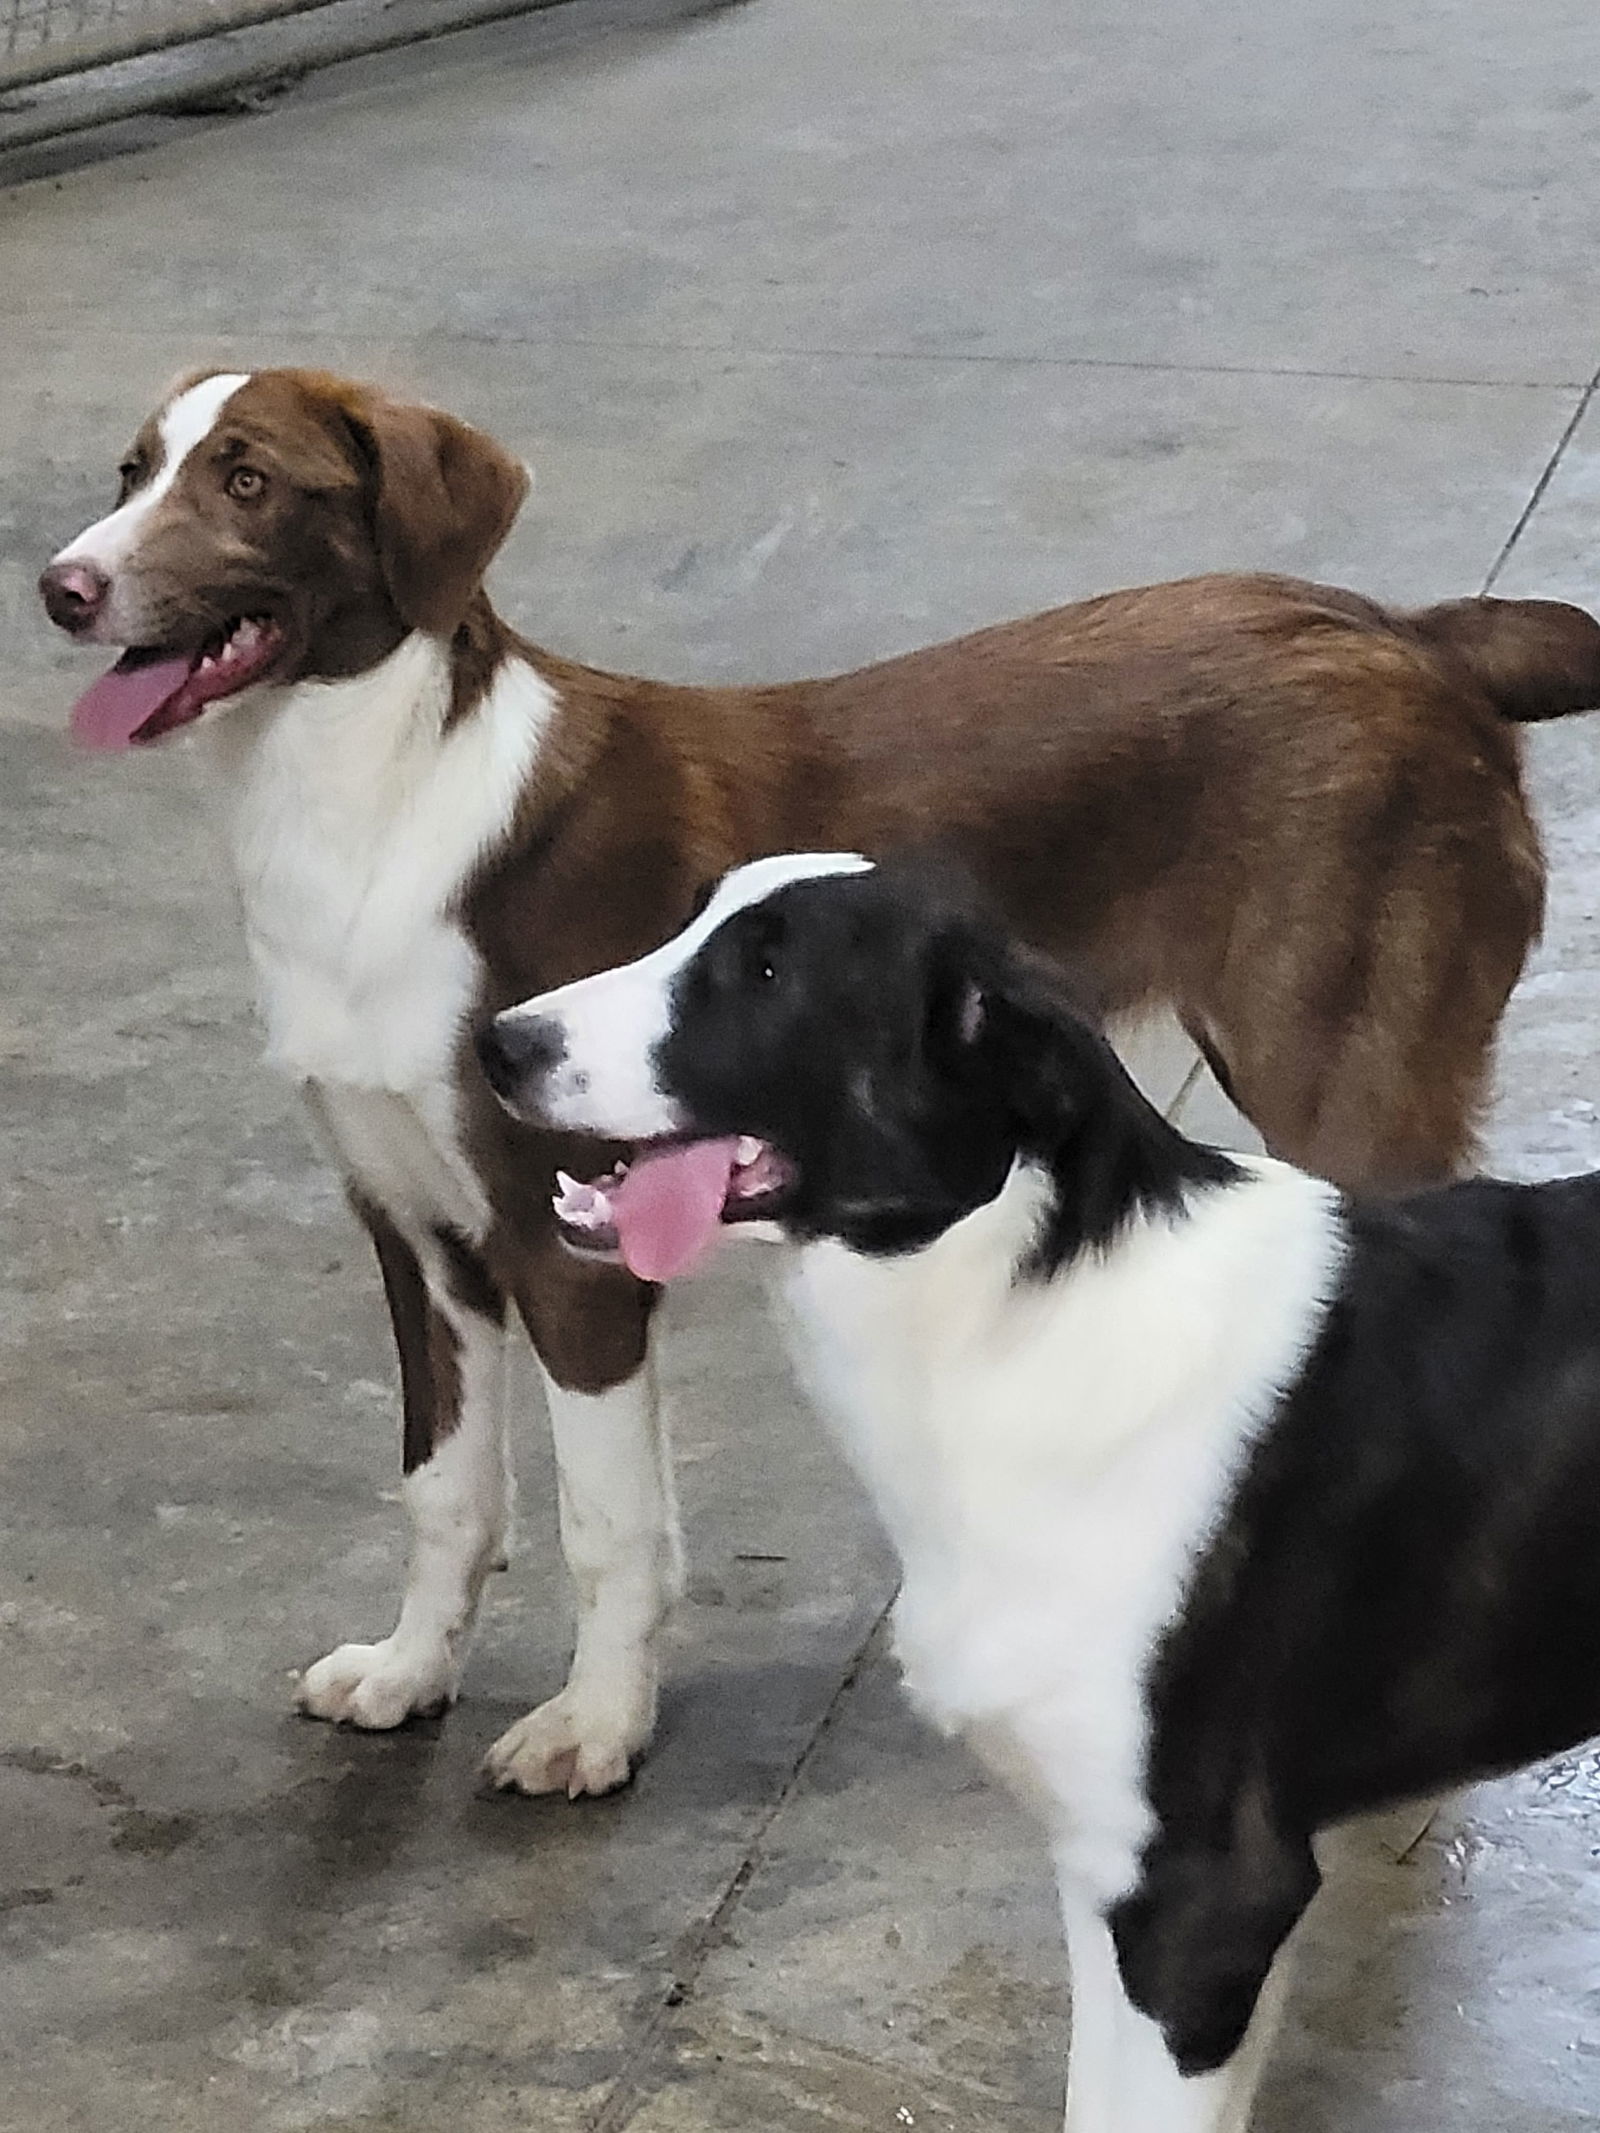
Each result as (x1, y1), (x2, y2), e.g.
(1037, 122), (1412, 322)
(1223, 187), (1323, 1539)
(776, 1159), (1343, 1897)
(197, 635), (554, 1233)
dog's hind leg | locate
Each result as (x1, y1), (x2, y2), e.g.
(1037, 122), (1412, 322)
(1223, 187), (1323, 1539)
(1195, 801), (1538, 1192)
(300, 1203), (512, 1729)
(486, 1255), (680, 1798)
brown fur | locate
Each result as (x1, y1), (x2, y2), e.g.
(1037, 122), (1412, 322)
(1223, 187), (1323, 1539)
(450, 561), (1598, 1401)
(349, 1190), (466, 1477)
(81, 369), (525, 689)
(459, 574), (1576, 1199)
(53, 371), (1600, 1433)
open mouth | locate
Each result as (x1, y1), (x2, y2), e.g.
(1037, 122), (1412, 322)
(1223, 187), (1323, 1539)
(69, 616), (287, 751)
(552, 1135), (797, 1282)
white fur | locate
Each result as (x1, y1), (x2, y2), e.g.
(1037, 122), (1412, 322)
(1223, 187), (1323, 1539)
(774, 1155), (1343, 2127)
(482, 1358), (683, 1796)
(499, 840), (1344, 2120)
(54, 380), (693, 1791)
(194, 638), (551, 1733)
(500, 850), (871, 1136)
(298, 1268), (513, 1728)
(1058, 1894), (1236, 2133)
(54, 373), (250, 640)
(201, 632), (552, 1111)
(202, 642), (686, 1783)
(1055, 1892), (1294, 2133)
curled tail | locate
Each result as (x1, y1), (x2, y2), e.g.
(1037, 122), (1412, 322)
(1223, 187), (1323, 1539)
(1407, 595), (1600, 722)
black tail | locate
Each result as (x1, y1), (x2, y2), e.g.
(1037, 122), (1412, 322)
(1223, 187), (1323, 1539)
(1407, 595), (1600, 723)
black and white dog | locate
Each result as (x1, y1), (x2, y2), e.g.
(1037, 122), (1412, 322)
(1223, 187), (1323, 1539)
(477, 852), (1600, 2132)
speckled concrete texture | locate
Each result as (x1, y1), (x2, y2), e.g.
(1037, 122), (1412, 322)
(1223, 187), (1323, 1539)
(3, 0), (1600, 2126)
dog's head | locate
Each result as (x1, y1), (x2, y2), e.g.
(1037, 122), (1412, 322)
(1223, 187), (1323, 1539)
(477, 852), (1214, 1282)
(38, 368), (529, 749)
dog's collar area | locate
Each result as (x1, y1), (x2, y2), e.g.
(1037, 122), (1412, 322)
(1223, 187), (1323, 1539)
(553, 1135), (796, 1282)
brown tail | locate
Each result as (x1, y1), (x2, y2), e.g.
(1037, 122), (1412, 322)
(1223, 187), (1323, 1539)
(1407, 595), (1600, 722)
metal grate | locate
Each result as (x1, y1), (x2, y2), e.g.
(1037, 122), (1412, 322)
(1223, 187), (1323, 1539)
(2, 0), (325, 88)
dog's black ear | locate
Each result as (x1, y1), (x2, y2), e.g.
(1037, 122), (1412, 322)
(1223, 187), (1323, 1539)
(922, 924), (999, 1074)
(926, 925), (1110, 1142)
(350, 394), (530, 636)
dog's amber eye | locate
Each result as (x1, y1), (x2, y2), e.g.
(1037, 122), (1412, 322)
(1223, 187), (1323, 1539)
(225, 466), (266, 502)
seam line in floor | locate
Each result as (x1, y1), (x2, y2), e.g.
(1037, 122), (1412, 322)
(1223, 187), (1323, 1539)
(4, 317), (1591, 394)
(587, 1601), (896, 2133)
(1483, 363), (1600, 591)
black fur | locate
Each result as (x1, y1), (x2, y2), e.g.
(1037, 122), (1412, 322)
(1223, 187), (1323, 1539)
(652, 863), (1237, 1264)
(647, 864), (1600, 2087)
(1118, 1172), (1600, 2069)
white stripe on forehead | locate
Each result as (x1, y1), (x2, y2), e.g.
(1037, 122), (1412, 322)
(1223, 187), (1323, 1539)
(495, 853), (876, 1139)
(158, 371), (253, 471)
(54, 370), (252, 571)
(697, 851), (874, 934)
(609, 850), (875, 997)
(506, 853), (873, 1022)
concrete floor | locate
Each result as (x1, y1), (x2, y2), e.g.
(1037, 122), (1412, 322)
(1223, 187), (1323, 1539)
(4, 0), (1600, 2125)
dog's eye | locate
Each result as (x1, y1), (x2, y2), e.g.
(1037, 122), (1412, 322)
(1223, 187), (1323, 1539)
(730, 912), (784, 989)
(116, 458), (142, 502)
(226, 466), (267, 503)
(740, 934), (779, 985)
(735, 937), (780, 987)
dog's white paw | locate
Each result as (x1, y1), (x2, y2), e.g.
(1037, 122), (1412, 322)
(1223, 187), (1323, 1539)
(481, 1687), (648, 1798)
(296, 1637), (459, 1729)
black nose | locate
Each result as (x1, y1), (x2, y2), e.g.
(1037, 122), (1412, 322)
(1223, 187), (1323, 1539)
(476, 1012), (566, 1104)
(39, 559), (111, 634)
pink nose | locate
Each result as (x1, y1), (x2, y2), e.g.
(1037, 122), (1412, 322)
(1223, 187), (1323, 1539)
(39, 559), (110, 634)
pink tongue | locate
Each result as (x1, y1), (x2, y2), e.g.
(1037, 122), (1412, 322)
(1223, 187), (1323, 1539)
(70, 655), (195, 752)
(610, 1138), (742, 1282)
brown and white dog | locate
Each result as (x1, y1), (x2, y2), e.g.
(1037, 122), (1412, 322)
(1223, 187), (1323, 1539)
(38, 366), (1600, 1798)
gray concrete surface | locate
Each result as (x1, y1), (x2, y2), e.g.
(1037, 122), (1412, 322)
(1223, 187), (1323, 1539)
(4, 0), (1600, 2126)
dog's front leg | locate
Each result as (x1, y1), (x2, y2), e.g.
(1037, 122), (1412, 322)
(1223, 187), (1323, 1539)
(299, 1202), (511, 1729)
(1059, 1818), (1316, 2133)
(482, 1253), (679, 1798)
(481, 1355), (680, 1797)
(1059, 1876), (1281, 2133)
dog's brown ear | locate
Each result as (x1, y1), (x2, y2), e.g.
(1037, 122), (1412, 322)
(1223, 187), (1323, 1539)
(356, 396), (530, 636)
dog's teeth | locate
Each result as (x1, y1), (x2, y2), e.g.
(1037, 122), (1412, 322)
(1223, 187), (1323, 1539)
(736, 1137), (764, 1166)
(553, 1170), (615, 1231)
(555, 1197), (611, 1234)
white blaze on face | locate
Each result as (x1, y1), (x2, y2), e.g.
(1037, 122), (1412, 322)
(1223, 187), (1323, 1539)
(497, 851), (874, 1136)
(51, 372), (251, 639)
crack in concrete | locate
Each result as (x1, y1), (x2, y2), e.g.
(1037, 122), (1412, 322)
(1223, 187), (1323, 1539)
(1483, 362), (1600, 592)
(587, 1602), (896, 2133)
